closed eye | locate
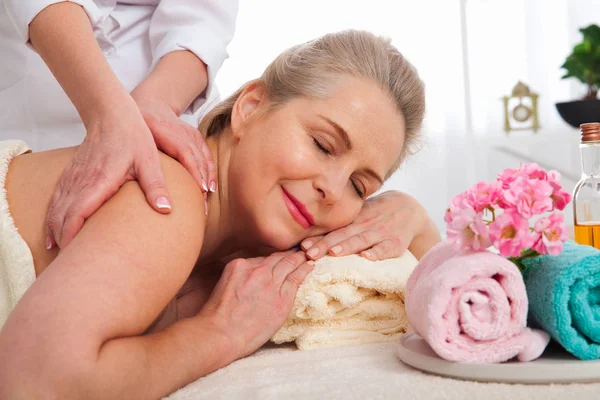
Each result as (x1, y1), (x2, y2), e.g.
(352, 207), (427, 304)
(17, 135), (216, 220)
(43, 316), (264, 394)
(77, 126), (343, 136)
(352, 181), (364, 198)
(314, 139), (365, 198)
(313, 138), (330, 155)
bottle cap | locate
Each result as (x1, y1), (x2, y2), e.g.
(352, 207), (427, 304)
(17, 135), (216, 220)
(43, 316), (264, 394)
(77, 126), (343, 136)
(580, 122), (600, 142)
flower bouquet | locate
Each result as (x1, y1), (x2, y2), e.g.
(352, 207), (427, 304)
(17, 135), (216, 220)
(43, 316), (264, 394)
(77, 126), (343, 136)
(444, 163), (572, 271)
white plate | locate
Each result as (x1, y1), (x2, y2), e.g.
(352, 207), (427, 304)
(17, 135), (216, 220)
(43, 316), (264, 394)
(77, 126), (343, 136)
(397, 332), (600, 384)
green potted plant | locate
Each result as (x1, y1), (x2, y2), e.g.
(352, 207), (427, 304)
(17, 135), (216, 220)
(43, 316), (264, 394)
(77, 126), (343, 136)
(556, 24), (600, 128)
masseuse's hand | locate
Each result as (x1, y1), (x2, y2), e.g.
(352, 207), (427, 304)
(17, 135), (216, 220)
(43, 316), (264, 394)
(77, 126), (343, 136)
(46, 100), (180, 249)
(197, 250), (315, 359)
(135, 97), (216, 198)
(301, 190), (441, 261)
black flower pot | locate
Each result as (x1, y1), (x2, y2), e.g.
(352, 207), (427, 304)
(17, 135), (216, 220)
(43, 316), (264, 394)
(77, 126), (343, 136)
(555, 99), (600, 128)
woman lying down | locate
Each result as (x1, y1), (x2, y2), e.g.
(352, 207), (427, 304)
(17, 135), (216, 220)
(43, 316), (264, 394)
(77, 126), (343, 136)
(0, 30), (440, 399)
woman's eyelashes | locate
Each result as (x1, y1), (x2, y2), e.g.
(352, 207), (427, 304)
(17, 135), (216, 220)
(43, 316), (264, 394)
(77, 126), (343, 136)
(313, 137), (364, 198)
(352, 180), (365, 198)
(313, 138), (330, 155)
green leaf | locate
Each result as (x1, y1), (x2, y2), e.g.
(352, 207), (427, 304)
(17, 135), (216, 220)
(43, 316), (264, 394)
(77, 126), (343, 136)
(581, 24), (600, 46)
(561, 24), (600, 90)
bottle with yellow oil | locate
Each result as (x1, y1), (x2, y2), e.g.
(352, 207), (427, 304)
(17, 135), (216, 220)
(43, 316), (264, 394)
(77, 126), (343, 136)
(573, 122), (600, 248)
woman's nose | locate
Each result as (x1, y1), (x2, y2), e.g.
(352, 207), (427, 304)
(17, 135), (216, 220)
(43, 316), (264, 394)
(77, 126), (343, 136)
(314, 172), (347, 205)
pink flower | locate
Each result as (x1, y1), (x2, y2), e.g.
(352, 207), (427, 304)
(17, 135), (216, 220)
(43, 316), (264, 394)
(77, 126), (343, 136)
(466, 181), (502, 212)
(521, 163), (548, 180)
(497, 163), (547, 190)
(488, 210), (535, 257)
(497, 167), (521, 190)
(447, 206), (492, 251)
(503, 176), (553, 218)
(547, 171), (572, 211)
(444, 191), (472, 224)
(532, 213), (568, 256)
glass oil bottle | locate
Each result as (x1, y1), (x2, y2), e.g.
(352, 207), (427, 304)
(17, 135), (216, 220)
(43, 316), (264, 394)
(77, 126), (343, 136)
(573, 122), (600, 248)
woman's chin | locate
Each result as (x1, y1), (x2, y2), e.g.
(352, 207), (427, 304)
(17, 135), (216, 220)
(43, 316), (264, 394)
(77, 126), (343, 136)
(253, 218), (306, 251)
(259, 229), (301, 251)
(265, 236), (301, 251)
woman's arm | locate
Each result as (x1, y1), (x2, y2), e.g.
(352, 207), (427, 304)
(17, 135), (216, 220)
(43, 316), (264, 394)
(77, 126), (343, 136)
(0, 155), (230, 399)
(407, 213), (442, 259)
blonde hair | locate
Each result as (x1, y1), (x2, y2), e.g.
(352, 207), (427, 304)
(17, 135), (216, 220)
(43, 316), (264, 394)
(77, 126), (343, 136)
(199, 30), (425, 174)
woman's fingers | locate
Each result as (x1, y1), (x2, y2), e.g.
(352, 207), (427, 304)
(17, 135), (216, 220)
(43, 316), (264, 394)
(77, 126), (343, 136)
(281, 261), (315, 300)
(246, 256), (266, 265)
(302, 224), (374, 260)
(300, 235), (324, 251)
(325, 229), (382, 258)
(360, 238), (407, 261)
(271, 251), (308, 286)
(300, 191), (431, 261)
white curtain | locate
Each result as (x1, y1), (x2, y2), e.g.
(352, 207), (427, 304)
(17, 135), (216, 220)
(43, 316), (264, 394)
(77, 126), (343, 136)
(214, 0), (599, 233)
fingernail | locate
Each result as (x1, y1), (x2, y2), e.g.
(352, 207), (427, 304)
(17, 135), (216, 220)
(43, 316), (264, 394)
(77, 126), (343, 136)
(202, 180), (208, 192)
(330, 245), (342, 255)
(307, 260), (315, 266)
(46, 236), (52, 250)
(307, 248), (319, 258)
(302, 240), (313, 250)
(209, 180), (216, 193)
(156, 196), (171, 210)
(361, 251), (371, 259)
(204, 198), (208, 215)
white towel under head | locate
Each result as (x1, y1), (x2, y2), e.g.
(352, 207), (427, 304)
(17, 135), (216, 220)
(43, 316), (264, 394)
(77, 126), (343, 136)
(271, 251), (419, 350)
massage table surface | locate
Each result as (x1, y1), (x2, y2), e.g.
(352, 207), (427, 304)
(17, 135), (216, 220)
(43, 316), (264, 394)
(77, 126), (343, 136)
(166, 341), (599, 399)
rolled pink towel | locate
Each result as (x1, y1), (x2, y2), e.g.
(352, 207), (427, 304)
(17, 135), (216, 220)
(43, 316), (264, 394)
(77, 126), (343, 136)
(405, 240), (550, 363)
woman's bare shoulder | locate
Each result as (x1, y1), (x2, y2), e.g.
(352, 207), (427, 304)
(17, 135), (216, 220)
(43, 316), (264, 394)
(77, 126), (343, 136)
(9, 150), (208, 341)
(106, 151), (206, 241)
(7, 147), (205, 275)
(156, 151), (205, 210)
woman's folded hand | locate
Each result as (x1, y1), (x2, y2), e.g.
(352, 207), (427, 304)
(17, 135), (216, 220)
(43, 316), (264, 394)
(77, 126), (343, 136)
(301, 190), (441, 261)
(197, 250), (315, 359)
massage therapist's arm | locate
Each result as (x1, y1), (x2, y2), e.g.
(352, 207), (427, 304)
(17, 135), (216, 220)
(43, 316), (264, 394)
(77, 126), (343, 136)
(0, 157), (231, 399)
(28, 2), (134, 124)
(132, 50), (208, 117)
(131, 50), (217, 198)
(28, 2), (213, 249)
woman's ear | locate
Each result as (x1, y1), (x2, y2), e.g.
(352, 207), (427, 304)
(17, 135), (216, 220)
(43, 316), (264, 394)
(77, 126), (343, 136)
(231, 80), (268, 141)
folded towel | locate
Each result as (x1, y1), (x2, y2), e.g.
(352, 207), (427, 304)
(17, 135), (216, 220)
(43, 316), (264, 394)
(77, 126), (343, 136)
(271, 252), (418, 350)
(405, 240), (550, 363)
(522, 240), (600, 360)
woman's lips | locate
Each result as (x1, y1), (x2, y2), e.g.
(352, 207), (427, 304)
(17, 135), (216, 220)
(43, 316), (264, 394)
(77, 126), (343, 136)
(281, 187), (314, 229)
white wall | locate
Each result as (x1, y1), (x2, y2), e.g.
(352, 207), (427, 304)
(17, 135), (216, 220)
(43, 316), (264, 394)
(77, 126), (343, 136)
(214, 0), (599, 234)
(566, 0), (600, 99)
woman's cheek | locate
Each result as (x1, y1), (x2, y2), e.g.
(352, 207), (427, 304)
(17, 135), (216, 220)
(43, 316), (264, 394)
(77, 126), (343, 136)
(275, 143), (315, 175)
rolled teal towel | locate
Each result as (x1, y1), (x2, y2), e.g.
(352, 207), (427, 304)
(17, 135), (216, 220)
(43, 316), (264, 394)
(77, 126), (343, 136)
(521, 240), (600, 360)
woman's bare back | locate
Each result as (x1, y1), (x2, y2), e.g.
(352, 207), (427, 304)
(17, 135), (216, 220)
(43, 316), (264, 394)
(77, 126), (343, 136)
(6, 146), (77, 276)
(5, 146), (220, 331)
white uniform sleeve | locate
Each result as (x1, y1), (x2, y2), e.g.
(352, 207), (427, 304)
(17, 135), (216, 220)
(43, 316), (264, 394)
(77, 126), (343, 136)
(2, 0), (103, 43)
(148, 0), (239, 111)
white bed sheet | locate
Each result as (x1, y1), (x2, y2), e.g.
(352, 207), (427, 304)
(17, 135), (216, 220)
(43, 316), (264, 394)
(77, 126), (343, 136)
(165, 340), (600, 400)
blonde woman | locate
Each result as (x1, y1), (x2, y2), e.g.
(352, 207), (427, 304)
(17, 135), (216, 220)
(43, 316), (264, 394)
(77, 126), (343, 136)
(0, 30), (440, 399)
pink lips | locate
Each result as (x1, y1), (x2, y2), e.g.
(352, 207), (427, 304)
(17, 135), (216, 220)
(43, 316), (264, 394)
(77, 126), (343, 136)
(281, 187), (315, 229)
